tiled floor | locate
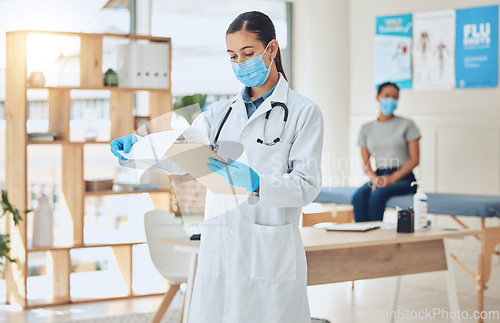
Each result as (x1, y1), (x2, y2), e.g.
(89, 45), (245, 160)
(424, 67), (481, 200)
(1, 215), (499, 323)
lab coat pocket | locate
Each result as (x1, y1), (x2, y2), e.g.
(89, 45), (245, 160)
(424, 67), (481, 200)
(252, 142), (292, 175)
(250, 223), (296, 282)
(197, 218), (220, 278)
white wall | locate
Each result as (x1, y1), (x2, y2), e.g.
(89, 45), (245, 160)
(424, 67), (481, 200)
(350, 0), (500, 194)
(292, 0), (351, 188)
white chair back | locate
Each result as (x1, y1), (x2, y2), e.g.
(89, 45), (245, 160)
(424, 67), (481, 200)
(144, 209), (191, 284)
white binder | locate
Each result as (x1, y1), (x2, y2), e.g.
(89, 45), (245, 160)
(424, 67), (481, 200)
(159, 43), (170, 89)
(117, 43), (136, 88)
(136, 44), (147, 88)
(151, 43), (161, 88)
(116, 42), (169, 89)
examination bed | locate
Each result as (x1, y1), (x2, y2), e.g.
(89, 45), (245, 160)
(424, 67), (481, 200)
(314, 187), (500, 322)
(316, 187), (500, 218)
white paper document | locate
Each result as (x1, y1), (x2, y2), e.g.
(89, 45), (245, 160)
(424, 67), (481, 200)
(118, 127), (246, 194)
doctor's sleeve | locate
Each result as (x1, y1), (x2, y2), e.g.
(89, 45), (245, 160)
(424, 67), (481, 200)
(249, 103), (324, 207)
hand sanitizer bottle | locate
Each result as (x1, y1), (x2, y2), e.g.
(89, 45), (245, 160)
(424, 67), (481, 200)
(411, 182), (428, 230)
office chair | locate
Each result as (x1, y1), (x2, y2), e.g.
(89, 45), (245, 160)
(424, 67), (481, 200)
(144, 209), (192, 323)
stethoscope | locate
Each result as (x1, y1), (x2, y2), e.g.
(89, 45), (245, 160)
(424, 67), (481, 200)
(209, 101), (289, 153)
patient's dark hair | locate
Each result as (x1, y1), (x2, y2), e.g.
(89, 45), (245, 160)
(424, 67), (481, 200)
(377, 82), (400, 95)
(226, 11), (287, 81)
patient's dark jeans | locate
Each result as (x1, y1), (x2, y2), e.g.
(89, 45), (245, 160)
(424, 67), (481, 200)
(352, 168), (417, 222)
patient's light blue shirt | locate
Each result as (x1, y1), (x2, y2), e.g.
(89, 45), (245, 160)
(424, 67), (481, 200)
(242, 81), (278, 118)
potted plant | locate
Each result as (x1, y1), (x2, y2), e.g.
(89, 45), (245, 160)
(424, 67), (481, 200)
(1, 190), (30, 268)
(173, 94), (207, 125)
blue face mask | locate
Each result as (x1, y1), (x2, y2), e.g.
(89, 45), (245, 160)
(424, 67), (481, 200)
(380, 98), (398, 116)
(231, 42), (273, 88)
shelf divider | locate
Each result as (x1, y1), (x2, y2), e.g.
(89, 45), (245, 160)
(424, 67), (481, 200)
(48, 88), (71, 141)
(84, 188), (170, 196)
(80, 34), (103, 88)
(5, 30), (28, 308)
(149, 91), (173, 190)
(62, 143), (84, 246)
(111, 245), (133, 297)
(28, 241), (147, 253)
(110, 90), (134, 139)
(47, 249), (71, 303)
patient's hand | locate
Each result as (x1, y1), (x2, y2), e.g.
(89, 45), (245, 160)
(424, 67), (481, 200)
(376, 175), (396, 187)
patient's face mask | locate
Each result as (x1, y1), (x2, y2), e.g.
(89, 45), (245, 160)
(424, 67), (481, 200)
(380, 98), (398, 116)
(231, 42), (273, 88)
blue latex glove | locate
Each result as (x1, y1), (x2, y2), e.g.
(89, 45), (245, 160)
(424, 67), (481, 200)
(207, 158), (260, 192)
(110, 134), (138, 161)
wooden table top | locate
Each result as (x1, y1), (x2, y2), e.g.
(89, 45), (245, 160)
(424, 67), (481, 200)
(161, 226), (480, 252)
(301, 226), (480, 252)
(161, 236), (201, 247)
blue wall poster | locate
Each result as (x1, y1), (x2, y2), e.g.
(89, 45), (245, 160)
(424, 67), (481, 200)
(374, 14), (413, 90)
(455, 5), (499, 88)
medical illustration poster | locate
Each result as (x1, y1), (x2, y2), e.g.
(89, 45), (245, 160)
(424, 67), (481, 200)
(413, 10), (456, 90)
(455, 5), (498, 89)
(374, 14), (413, 89)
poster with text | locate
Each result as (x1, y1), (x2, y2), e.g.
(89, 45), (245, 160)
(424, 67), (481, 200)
(413, 10), (456, 90)
(455, 5), (498, 88)
(374, 14), (413, 90)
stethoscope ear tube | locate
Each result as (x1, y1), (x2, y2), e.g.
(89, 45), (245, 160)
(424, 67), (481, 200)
(270, 102), (289, 122)
(211, 101), (235, 152)
(257, 102), (288, 146)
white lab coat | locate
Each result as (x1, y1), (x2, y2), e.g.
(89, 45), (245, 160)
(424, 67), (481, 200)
(172, 75), (323, 323)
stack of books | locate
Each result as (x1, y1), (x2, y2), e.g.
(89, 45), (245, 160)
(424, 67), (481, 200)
(28, 131), (57, 142)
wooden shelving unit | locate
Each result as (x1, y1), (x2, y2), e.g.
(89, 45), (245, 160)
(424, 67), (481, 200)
(5, 30), (173, 308)
(28, 241), (148, 253)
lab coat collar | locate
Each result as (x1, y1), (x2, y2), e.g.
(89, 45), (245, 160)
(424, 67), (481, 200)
(231, 73), (289, 123)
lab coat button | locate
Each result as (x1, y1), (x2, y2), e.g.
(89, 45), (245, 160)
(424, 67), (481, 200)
(229, 229), (236, 236)
(242, 131), (248, 137)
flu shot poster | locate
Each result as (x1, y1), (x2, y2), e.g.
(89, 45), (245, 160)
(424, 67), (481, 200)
(374, 14), (413, 90)
(455, 5), (499, 88)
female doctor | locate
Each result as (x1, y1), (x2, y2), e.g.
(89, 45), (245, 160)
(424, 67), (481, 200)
(111, 11), (323, 323)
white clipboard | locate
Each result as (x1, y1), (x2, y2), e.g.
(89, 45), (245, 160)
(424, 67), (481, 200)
(165, 142), (247, 195)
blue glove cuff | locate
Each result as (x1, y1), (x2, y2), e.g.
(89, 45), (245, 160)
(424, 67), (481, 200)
(248, 172), (260, 192)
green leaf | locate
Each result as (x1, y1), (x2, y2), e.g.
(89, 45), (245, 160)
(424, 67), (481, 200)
(0, 191), (24, 266)
(0, 190), (24, 225)
(1, 190), (8, 203)
(12, 209), (22, 225)
(0, 234), (12, 263)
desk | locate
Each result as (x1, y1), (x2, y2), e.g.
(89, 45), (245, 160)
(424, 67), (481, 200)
(315, 187), (500, 322)
(162, 226), (480, 323)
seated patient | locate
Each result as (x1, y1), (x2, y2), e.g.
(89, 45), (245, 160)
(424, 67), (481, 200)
(352, 82), (421, 222)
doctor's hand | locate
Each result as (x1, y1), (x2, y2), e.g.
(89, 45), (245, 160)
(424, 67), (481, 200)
(110, 134), (138, 161)
(207, 158), (260, 192)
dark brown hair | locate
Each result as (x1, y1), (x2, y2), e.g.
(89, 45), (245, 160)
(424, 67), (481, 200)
(377, 82), (400, 95)
(226, 11), (287, 81)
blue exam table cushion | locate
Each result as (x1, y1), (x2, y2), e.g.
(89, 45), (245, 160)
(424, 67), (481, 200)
(314, 187), (500, 218)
